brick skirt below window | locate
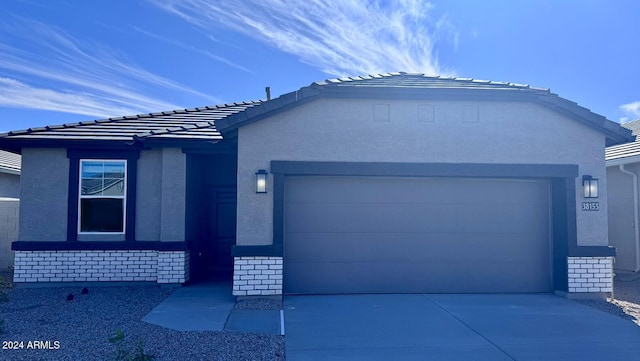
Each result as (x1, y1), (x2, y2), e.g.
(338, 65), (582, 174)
(13, 250), (189, 284)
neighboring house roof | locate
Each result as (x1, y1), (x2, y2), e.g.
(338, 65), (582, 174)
(0, 101), (262, 152)
(215, 73), (633, 146)
(0, 73), (632, 152)
(605, 119), (640, 165)
(0, 150), (21, 175)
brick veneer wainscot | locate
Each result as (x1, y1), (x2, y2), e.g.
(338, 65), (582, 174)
(13, 250), (189, 284)
(567, 256), (613, 293)
(233, 256), (283, 296)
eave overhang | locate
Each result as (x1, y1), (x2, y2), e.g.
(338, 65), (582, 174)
(216, 82), (633, 146)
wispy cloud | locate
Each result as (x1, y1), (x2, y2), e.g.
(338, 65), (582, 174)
(132, 26), (253, 73)
(0, 15), (220, 118)
(620, 101), (640, 123)
(151, 0), (457, 77)
(0, 78), (141, 118)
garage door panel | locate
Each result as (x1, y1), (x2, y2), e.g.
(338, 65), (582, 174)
(286, 202), (547, 234)
(286, 176), (549, 205)
(286, 232), (548, 264)
(285, 259), (549, 294)
(284, 176), (551, 294)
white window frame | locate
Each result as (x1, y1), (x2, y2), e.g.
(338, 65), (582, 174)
(78, 159), (127, 234)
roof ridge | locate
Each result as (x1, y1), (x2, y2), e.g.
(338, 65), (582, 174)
(315, 72), (546, 91)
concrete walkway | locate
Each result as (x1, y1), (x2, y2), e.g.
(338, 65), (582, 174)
(143, 283), (235, 331)
(284, 294), (640, 361)
(143, 282), (282, 334)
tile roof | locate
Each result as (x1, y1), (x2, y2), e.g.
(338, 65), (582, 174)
(215, 73), (633, 146)
(0, 101), (262, 145)
(0, 73), (633, 152)
(620, 119), (640, 135)
(0, 150), (21, 174)
(605, 119), (640, 162)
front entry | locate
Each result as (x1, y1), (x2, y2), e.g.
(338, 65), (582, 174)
(204, 189), (236, 276)
(190, 188), (237, 281)
(186, 152), (237, 282)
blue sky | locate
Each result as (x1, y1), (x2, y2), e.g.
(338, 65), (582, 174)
(0, 0), (638, 133)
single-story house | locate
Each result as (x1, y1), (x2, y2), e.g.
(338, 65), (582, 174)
(605, 119), (640, 272)
(0, 150), (21, 270)
(0, 73), (632, 298)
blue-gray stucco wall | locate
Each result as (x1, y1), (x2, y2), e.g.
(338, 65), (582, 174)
(17, 147), (186, 243)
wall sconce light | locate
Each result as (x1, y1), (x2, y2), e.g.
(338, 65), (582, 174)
(582, 175), (598, 198)
(256, 169), (268, 193)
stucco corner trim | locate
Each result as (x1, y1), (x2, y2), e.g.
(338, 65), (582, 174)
(231, 245), (283, 257)
(11, 241), (188, 251)
(568, 246), (616, 257)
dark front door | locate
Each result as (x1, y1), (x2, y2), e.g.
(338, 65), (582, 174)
(208, 189), (237, 274)
(191, 188), (236, 281)
(186, 152), (238, 283)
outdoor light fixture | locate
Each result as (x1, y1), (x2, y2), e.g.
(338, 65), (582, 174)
(256, 169), (268, 193)
(582, 175), (598, 198)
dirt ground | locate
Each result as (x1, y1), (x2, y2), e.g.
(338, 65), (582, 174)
(610, 273), (640, 325)
(576, 273), (640, 326)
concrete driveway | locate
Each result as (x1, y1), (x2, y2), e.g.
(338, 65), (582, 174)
(284, 294), (640, 360)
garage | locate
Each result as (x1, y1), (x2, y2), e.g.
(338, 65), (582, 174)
(284, 176), (552, 294)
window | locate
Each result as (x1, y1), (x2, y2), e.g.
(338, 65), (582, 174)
(78, 160), (126, 233)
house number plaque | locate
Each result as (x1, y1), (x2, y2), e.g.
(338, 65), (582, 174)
(582, 202), (599, 211)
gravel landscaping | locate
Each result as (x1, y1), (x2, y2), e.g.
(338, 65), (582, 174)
(576, 273), (640, 326)
(235, 298), (282, 310)
(0, 279), (284, 361)
(2, 270), (639, 361)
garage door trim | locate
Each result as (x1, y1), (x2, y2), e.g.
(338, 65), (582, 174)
(270, 161), (579, 292)
(271, 161), (578, 178)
